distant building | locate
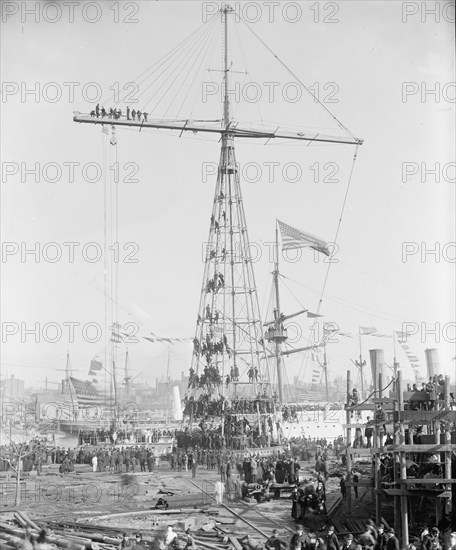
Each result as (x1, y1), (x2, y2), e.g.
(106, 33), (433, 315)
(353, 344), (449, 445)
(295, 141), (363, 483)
(1, 374), (25, 399)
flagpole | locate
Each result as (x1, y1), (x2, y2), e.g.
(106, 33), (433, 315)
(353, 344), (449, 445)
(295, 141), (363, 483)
(274, 220), (285, 404)
(323, 341), (329, 401)
(359, 328), (364, 397)
(355, 327), (366, 398)
(392, 331), (398, 381)
(124, 347), (129, 404)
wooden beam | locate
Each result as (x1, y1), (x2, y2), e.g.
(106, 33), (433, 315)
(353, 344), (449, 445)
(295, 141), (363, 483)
(403, 392), (448, 402)
(400, 479), (456, 484)
(73, 115), (362, 145)
(383, 489), (451, 498)
(346, 369), (352, 514)
(346, 448), (373, 456)
(385, 444), (455, 452)
(372, 398), (396, 403)
(399, 411), (456, 422)
(342, 420), (395, 429)
(397, 371), (409, 546)
(345, 403), (394, 411)
(342, 424), (368, 429)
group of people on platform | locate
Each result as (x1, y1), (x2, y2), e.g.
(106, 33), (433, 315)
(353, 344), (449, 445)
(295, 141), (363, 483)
(183, 393), (279, 418)
(183, 393), (345, 426)
(176, 414), (274, 451)
(187, 364), (223, 390)
(191, 333), (232, 371)
(89, 104), (149, 122)
(78, 427), (175, 446)
(205, 272), (225, 293)
(407, 375), (449, 411)
(376, 448), (443, 485)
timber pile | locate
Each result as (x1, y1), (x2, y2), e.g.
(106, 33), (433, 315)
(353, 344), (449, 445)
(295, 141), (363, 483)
(0, 510), (268, 550)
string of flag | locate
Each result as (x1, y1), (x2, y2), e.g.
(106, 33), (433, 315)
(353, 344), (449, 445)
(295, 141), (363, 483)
(394, 330), (422, 380)
(338, 326), (423, 379)
(86, 323), (191, 380)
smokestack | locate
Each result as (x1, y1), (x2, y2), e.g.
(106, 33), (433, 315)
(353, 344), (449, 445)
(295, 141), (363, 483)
(172, 385), (183, 421)
(424, 348), (440, 379)
(369, 349), (385, 393)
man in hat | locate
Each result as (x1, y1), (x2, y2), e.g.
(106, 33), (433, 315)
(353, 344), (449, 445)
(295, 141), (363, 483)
(342, 534), (357, 550)
(351, 470), (360, 499)
(386, 529), (399, 550)
(326, 526), (340, 550)
(364, 418), (374, 448)
(340, 475), (347, 499)
(290, 525), (307, 550)
(375, 525), (387, 550)
(265, 529), (283, 550)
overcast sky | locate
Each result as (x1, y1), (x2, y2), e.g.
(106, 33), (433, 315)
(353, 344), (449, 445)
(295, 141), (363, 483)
(1, 1), (455, 391)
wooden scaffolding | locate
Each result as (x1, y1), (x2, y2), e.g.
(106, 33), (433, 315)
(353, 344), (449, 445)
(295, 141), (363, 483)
(344, 370), (456, 545)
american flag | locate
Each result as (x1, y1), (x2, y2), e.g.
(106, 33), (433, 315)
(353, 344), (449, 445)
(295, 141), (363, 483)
(278, 220), (330, 256)
(69, 377), (115, 407)
(88, 358), (103, 376)
(297, 390), (323, 401)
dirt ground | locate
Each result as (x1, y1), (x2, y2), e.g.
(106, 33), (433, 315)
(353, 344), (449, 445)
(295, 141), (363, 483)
(0, 456), (374, 542)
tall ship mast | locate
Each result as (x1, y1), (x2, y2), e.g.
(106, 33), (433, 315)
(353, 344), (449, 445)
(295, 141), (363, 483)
(264, 222), (328, 405)
(185, 6), (273, 436)
(72, 5), (363, 448)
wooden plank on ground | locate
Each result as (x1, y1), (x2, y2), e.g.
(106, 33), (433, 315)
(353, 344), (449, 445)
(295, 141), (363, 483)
(228, 536), (243, 550)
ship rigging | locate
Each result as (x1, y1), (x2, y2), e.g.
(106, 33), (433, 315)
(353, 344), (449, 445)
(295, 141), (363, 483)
(72, 5), (363, 447)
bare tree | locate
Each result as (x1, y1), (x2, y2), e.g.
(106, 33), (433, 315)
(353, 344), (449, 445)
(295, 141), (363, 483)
(0, 423), (42, 506)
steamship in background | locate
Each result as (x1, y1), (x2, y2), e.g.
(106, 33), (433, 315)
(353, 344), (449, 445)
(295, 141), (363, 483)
(0, 348), (187, 443)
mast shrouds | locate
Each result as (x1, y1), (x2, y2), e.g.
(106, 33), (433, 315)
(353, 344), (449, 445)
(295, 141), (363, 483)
(183, 7), (277, 440)
(72, 4), (363, 447)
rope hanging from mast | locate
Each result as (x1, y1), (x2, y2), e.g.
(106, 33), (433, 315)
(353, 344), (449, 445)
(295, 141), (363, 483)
(239, 18), (360, 143)
(295, 144), (360, 385)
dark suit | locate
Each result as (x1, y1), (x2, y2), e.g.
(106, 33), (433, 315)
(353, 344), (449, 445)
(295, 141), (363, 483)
(326, 533), (340, 550)
(290, 533), (307, 549)
(386, 536), (399, 550)
(375, 533), (388, 550)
